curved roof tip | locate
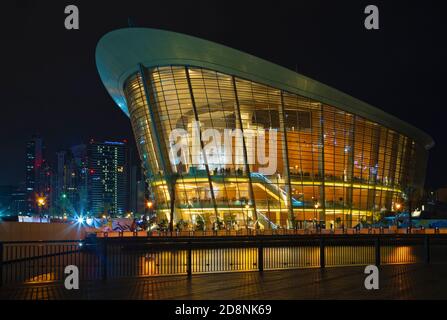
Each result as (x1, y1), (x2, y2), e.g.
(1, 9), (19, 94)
(95, 27), (435, 150)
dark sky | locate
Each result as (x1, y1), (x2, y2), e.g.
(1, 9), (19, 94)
(1, 0), (446, 189)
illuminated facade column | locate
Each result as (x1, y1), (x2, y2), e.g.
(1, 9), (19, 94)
(368, 125), (381, 224)
(346, 116), (356, 228)
(232, 76), (258, 224)
(185, 67), (219, 222)
(279, 92), (295, 227)
(376, 128), (389, 215)
(138, 64), (177, 227)
(385, 132), (400, 209)
(318, 104), (326, 224)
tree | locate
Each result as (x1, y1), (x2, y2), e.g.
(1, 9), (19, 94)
(224, 213), (236, 229)
(176, 219), (188, 231)
(157, 218), (169, 232)
(196, 215), (205, 231)
(215, 217), (224, 230)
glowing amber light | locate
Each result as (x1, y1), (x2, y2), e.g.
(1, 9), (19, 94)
(37, 197), (46, 207)
(146, 201), (153, 209)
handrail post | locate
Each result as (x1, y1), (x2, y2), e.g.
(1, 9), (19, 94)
(102, 238), (108, 281)
(320, 238), (325, 268)
(375, 237), (381, 266)
(0, 242), (3, 287)
(258, 241), (264, 272)
(425, 235), (430, 264)
(187, 242), (192, 278)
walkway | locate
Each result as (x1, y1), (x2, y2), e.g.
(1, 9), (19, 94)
(1, 264), (446, 300)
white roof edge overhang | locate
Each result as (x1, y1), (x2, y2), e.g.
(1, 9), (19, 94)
(95, 27), (434, 150)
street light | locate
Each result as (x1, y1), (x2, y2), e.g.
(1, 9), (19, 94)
(36, 196), (46, 223)
(394, 203), (402, 228)
(37, 197), (46, 207)
(313, 199), (320, 230)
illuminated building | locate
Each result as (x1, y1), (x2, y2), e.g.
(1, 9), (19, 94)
(54, 145), (88, 217)
(87, 140), (129, 217)
(25, 135), (52, 215)
(96, 28), (434, 229)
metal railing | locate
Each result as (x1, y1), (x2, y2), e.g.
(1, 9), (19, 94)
(1, 234), (446, 286)
(94, 226), (447, 238)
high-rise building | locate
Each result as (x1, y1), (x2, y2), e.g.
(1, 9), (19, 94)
(0, 185), (27, 217)
(70, 144), (89, 216)
(25, 135), (51, 214)
(0, 185), (15, 216)
(87, 140), (129, 217)
(54, 146), (88, 217)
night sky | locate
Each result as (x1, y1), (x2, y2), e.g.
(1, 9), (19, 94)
(1, 0), (446, 189)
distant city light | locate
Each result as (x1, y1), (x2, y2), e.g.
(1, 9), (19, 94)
(37, 197), (46, 207)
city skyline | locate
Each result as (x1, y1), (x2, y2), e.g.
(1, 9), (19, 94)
(2, 0), (447, 304)
(1, 1), (447, 191)
(0, 135), (145, 218)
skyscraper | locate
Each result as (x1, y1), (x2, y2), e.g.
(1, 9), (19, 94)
(54, 145), (88, 217)
(87, 140), (129, 217)
(70, 144), (89, 216)
(25, 135), (51, 215)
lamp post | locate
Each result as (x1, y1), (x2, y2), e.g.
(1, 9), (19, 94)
(395, 203), (401, 228)
(36, 196), (46, 223)
(314, 200), (320, 230)
(146, 200), (153, 231)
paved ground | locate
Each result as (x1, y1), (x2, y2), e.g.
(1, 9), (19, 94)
(1, 264), (447, 300)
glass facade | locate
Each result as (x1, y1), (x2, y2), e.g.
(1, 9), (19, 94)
(123, 65), (428, 230)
